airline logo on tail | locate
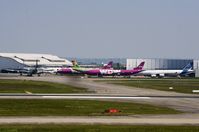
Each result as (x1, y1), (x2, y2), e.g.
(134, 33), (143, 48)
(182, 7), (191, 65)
(180, 62), (193, 75)
(102, 61), (113, 69)
(133, 61), (145, 71)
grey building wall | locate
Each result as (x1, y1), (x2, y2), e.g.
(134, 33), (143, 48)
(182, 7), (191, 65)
(195, 69), (199, 77)
(73, 58), (126, 65)
(194, 60), (199, 69)
(127, 58), (193, 70)
(194, 60), (199, 77)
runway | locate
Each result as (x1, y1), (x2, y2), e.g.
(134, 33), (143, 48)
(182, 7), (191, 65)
(0, 76), (199, 125)
(0, 93), (199, 99)
(0, 115), (199, 125)
(0, 93), (149, 99)
(0, 76), (199, 113)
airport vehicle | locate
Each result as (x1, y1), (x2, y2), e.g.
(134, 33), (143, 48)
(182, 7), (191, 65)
(138, 62), (193, 77)
(57, 61), (113, 74)
(76, 61), (145, 76)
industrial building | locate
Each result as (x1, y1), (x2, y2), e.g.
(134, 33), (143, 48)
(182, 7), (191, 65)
(127, 58), (193, 70)
(0, 53), (72, 71)
(127, 58), (199, 77)
(193, 60), (199, 77)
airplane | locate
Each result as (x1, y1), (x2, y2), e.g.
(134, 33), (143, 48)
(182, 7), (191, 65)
(137, 62), (193, 77)
(1, 68), (21, 73)
(57, 61), (113, 75)
(1, 59), (68, 76)
(56, 66), (79, 75)
(1, 66), (63, 76)
(19, 67), (39, 76)
(76, 61), (145, 76)
(16, 61), (63, 76)
(1, 62), (40, 76)
(37, 67), (63, 74)
(117, 61), (145, 76)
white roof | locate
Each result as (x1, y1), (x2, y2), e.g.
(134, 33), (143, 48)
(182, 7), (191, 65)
(0, 53), (72, 66)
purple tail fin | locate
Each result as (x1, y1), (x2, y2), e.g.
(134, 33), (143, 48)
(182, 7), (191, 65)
(133, 61), (145, 70)
(102, 61), (113, 69)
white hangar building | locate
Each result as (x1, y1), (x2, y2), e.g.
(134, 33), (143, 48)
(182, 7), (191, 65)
(0, 53), (72, 70)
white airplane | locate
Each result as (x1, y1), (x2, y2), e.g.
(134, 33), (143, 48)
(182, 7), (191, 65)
(37, 67), (63, 74)
(19, 66), (63, 76)
(137, 62), (193, 77)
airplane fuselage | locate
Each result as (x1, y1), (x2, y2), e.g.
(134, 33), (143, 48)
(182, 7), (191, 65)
(83, 69), (142, 76)
(138, 69), (193, 77)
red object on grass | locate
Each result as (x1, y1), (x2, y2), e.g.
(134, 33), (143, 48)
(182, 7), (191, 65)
(105, 108), (120, 113)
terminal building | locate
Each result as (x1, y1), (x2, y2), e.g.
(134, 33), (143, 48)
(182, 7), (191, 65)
(0, 53), (72, 71)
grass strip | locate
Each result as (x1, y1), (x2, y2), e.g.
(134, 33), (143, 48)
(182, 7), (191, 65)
(0, 99), (180, 116)
(0, 124), (198, 132)
(0, 79), (88, 93)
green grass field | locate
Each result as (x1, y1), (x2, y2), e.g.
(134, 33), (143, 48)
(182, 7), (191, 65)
(0, 124), (198, 132)
(97, 78), (199, 94)
(0, 79), (88, 93)
(0, 99), (180, 116)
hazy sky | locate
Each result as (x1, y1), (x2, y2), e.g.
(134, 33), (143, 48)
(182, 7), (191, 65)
(0, 0), (198, 58)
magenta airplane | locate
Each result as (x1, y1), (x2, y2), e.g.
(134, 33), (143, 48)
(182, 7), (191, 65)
(78, 61), (145, 76)
(57, 61), (113, 74)
(118, 61), (145, 76)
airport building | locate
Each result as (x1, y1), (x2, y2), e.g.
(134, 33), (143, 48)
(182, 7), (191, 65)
(127, 58), (193, 70)
(127, 58), (199, 77)
(194, 60), (199, 77)
(0, 53), (72, 71)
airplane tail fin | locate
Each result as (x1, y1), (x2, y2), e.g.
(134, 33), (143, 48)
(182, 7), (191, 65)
(71, 60), (80, 68)
(133, 61), (145, 70)
(180, 62), (193, 75)
(102, 61), (113, 69)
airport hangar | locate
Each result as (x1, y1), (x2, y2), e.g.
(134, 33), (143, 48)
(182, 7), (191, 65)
(0, 53), (72, 71)
(127, 58), (199, 77)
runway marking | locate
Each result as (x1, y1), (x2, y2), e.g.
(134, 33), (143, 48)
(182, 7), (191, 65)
(0, 94), (198, 99)
(25, 91), (32, 94)
(0, 117), (199, 125)
(0, 94), (198, 98)
(42, 96), (151, 99)
(193, 90), (199, 93)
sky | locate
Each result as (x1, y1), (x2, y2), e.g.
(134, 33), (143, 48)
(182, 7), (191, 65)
(0, 0), (198, 59)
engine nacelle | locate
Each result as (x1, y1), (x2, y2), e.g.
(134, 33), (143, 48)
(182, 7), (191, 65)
(151, 74), (165, 78)
(159, 73), (165, 77)
(151, 74), (156, 77)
